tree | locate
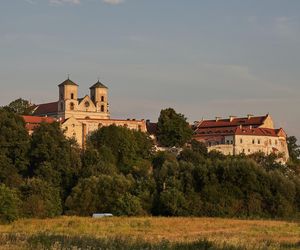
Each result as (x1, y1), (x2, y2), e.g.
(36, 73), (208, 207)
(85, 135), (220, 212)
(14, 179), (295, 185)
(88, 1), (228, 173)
(29, 122), (82, 203)
(0, 109), (30, 175)
(20, 178), (62, 218)
(190, 139), (208, 156)
(287, 136), (300, 163)
(65, 174), (144, 216)
(87, 125), (154, 173)
(5, 98), (35, 115)
(0, 152), (23, 188)
(0, 184), (20, 223)
(157, 108), (193, 147)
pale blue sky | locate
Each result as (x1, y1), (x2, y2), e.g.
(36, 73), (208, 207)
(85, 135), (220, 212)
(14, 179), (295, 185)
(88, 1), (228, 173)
(0, 0), (299, 138)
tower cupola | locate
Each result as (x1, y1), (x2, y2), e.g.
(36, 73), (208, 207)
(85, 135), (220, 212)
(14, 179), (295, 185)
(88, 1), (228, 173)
(90, 80), (109, 115)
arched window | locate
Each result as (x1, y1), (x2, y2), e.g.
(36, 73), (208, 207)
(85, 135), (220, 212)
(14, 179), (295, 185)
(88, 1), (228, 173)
(70, 102), (75, 110)
(101, 105), (105, 112)
(71, 93), (74, 99)
(101, 96), (104, 102)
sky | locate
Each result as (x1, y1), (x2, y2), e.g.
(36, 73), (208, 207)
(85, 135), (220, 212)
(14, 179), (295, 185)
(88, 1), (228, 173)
(0, 0), (299, 139)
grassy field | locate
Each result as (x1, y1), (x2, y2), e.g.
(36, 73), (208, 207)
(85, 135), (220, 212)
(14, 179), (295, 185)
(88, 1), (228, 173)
(0, 216), (299, 249)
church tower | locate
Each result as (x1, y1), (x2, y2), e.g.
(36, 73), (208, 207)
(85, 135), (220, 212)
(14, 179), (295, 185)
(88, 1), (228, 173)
(58, 78), (79, 118)
(90, 80), (109, 119)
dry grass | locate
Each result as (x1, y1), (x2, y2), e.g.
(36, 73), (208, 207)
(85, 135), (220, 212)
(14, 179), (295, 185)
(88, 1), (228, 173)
(0, 216), (299, 249)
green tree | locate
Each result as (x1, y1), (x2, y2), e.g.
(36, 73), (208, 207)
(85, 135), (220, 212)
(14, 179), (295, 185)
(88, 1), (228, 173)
(65, 174), (144, 216)
(20, 178), (62, 218)
(88, 125), (153, 173)
(81, 146), (118, 177)
(157, 108), (193, 147)
(0, 109), (30, 175)
(29, 122), (82, 203)
(0, 184), (20, 223)
(0, 153), (23, 188)
(287, 136), (300, 163)
(5, 98), (35, 115)
(158, 188), (188, 216)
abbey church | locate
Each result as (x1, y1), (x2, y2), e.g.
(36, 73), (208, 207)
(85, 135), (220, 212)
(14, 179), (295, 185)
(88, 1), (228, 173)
(22, 77), (289, 162)
(23, 78), (146, 147)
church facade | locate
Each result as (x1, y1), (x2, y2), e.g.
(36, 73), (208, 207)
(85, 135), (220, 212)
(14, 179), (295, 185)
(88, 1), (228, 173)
(24, 78), (146, 147)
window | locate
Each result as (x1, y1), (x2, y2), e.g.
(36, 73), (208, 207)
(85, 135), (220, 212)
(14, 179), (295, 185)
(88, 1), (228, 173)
(275, 140), (278, 145)
(226, 140), (230, 144)
(258, 139), (261, 144)
(70, 102), (75, 110)
(71, 93), (74, 99)
(101, 105), (105, 112)
(248, 149), (251, 153)
(85, 101), (90, 108)
(252, 139), (255, 144)
(101, 96), (104, 102)
(240, 138), (243, 144)
(269, 139), (272, 145)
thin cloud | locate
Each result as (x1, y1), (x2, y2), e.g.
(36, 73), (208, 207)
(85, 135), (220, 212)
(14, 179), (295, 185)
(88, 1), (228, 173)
(49, 0), (81, 5)
(24, 0), (125, 6)
(102, 0), (125, 5)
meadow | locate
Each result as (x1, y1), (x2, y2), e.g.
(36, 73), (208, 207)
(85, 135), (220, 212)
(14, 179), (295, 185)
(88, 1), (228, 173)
(0, 217), (299, 249)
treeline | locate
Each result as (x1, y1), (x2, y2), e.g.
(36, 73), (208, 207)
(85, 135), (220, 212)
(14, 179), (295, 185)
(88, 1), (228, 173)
(0, 107), (300, 223)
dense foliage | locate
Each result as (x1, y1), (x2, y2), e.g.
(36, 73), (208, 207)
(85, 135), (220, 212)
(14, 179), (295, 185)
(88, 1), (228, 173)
(0, 107), (300, 223)
(157, 108), (193, 147)
(4, 98), (35, 115)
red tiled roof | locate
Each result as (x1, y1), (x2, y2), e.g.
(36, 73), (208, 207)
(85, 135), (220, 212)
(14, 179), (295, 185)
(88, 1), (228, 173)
(235, 127), (281, 137)
(194, 126), (283, 138)
(33, 102), (58, 115)
(22, 115), (56, 124)
(197, 115), (268, 128)
(194, 126), (237, 136)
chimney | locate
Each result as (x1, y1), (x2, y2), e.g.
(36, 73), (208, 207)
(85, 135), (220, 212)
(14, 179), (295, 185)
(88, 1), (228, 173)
(247, 114), (254, 120)
(215, 117), (222, 122)
(229, 116), (236, 122)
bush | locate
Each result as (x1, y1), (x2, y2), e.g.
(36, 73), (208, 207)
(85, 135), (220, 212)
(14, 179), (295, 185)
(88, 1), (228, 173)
(20, 178), (62, 218)
(0, 184), (20, 223)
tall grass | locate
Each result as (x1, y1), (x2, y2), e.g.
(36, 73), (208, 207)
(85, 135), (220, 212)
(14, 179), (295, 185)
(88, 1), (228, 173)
(0, 217), (299, 249)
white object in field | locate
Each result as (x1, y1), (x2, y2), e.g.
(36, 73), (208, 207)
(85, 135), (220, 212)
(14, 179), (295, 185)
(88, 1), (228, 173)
(92, 213), (113, 218)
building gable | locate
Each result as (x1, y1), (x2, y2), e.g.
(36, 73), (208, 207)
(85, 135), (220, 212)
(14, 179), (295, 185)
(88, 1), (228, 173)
(77, 95), (97, 112)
